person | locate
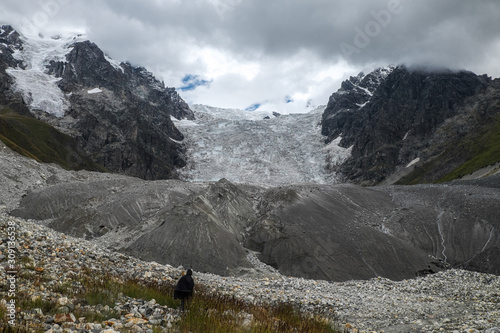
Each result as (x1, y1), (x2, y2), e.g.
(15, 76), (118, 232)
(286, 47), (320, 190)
(174, 268), (194, 311)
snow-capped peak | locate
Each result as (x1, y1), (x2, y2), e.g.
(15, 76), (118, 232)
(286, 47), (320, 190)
(5, 31), (88, 117)
(333, 66), (395, 112)
(346, 66), (394, 96)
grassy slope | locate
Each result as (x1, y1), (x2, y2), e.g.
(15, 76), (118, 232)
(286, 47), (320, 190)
(438, 115), (500, 182)
(397, 114), (500, 185)
(1, 262), (340, 333)
(0, 108), (106, 172)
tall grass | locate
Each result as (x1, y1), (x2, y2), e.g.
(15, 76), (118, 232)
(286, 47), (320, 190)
(6, 263), (341, 332)
(176, 285), (339, 333)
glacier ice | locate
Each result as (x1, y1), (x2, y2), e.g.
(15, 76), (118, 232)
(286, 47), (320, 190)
(174, 105), (352, 185)
(5, 33), (86, 117)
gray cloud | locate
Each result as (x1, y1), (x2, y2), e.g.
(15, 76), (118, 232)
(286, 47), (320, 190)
(1, 0), (499, 112)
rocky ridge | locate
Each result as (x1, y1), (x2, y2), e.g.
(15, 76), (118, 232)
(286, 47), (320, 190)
(322, 66), (500, 185)
(0, 25), (193, 180)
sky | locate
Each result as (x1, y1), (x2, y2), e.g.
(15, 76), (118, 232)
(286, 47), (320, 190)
(1, 0), (500, 114)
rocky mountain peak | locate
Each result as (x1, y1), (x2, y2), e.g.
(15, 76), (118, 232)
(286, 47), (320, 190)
(0, 25), (23, 50)
(0, 26), (194, 180)
(322, 65), (495, 185)
(46, 40), (194, 121)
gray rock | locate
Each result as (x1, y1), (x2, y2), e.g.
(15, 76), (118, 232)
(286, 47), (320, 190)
(10, 163), (500, 280)
(1, 26), (194, 180)
(321, 66), (496, 185)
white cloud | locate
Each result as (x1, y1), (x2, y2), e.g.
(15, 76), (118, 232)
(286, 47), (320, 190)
(1, 0), (500, 114)
(188, 47), (260, 80)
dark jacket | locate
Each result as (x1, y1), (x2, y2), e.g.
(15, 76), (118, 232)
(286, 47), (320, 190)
(174, 269), (194, 300)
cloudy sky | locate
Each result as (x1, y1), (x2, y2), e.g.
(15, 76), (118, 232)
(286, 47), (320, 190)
(1, 0), (500, 113)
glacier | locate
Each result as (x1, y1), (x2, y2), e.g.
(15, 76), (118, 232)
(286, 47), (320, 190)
(5, 32), (86, 117)
(174, 104), (352, 185)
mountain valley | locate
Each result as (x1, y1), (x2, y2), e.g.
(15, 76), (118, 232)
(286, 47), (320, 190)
(0, 24), (499, 332)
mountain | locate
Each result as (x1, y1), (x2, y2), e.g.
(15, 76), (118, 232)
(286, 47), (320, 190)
(322, 66), (500, 185)
(0, 107), (106, 171)
(0, 25), (193, 179)
(3, 24), (498, 185)
(175, 104), (351, 185)
(1, 24), (500, 283)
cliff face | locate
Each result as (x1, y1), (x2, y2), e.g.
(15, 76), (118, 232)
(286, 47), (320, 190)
(0, 25), (194, 180)
(322, 66), (498, 185)
(0, 26), (31, 116)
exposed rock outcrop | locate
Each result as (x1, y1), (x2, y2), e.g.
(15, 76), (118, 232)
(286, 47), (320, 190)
(0, 26), (31, 116)
(322, 66), (499, 185)
(0, 25), (194, 179)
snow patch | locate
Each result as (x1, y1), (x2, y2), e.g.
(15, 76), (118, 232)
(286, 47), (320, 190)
(357, 85), (373, 96)
(356, 101), (369, 108)
(169, 137), (183, 144)
(406, 158), (420, 168)
(4, 32), (86, 117)
(87, 88), (102, 94)
(6, 68), (68, 117)
(105, 55), (124, 73)
(171, 116), (198, 127)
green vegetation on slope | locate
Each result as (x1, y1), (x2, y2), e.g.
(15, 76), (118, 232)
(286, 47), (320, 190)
(438, 115), (500, 182)
(0, 108), (106, 172)
(397, 114), (500, 185)
(1, 262), (340, 333)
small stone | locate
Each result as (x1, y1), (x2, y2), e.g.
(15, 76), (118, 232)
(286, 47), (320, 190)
(57, 297), (68, 306)
(131, 325), (143, 332)
(54, 313), (76, 324)
(56, 306), (70, 314)
(126, 317), (148, 325)
(33, 308), (43, 316)
(149, 319), (160, 325)
(104, 320), (117, 326)
(113, 323), (124, 330)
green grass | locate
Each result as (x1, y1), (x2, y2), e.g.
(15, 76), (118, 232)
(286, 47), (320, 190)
(398, 115), (500, 184)
(0, 107), (106, 172)
(5, 264), (341, 333)
(74, 307), (121, 324)
(75, 273), (121, 307)
(176, 285), (339, 333)
(17, 295), (58, 316)
(121, 279), (178, 308)
(438, 115), (500, 182)
(0, 325), (44, 333)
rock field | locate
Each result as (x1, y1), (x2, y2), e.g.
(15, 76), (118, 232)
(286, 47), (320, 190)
(1, 209), (499, 332)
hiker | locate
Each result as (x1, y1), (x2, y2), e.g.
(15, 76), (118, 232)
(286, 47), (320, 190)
(174, 268), (195, 311)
